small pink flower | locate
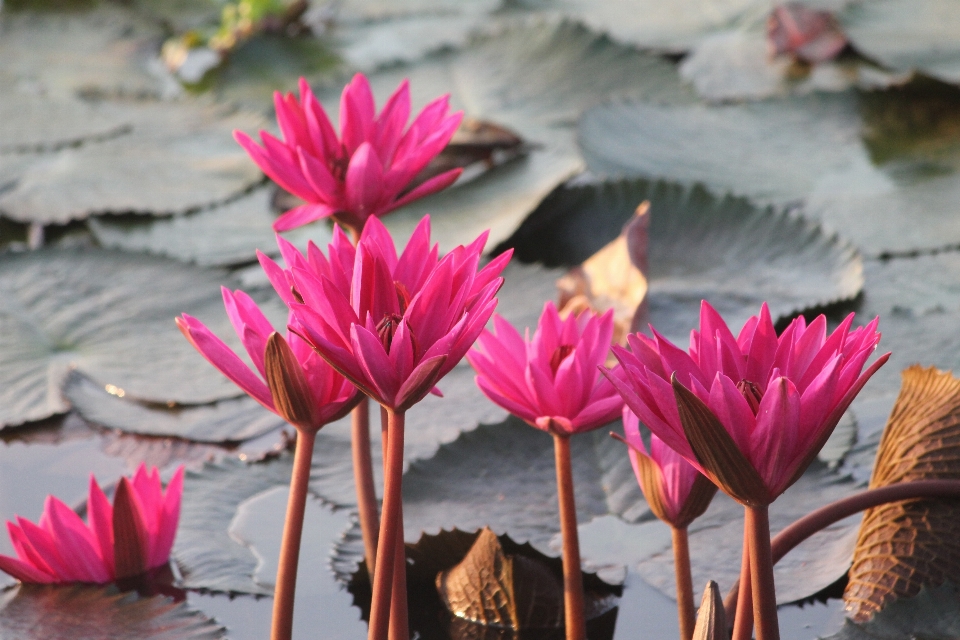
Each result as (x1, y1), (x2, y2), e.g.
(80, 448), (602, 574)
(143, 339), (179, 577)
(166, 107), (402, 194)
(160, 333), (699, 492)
(606, 301), (889, 505)
(0, 464), (184, 584)
(235, 74), (463, 232)
(177, 288), (360, 431)
(621, 408), (715, 528)
(467, 302), (624, 436)
(285, 215), (511, 411)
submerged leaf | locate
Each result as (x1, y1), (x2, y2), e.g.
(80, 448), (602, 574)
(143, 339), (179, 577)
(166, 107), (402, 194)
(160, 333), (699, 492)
(845, 366), (960, 621)
(0, 584), (223, 639)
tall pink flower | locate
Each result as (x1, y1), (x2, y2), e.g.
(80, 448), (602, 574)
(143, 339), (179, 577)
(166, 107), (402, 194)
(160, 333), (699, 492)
(0, 464), (184, 584)
(467, 302), (624, 436)
(282, 215), (511, 411)
(235, 74), (463, 232)
(620, 408), (715, 529)
(606, 301), (889, 506)
(177, 288), (361, 432)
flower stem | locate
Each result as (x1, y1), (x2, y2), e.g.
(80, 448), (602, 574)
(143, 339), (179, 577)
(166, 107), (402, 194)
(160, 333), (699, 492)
(270, 428), (316, 640)
(553, 433), (586, 640)
(730, 534), (753, 640)
(388, 506), (409, 640)
(352, 398), (379, 577)
(724, 479), (960, 625)
(672, 526), (695, 640)
(745, 505), (779, 640)
(367, 409), (405, 640)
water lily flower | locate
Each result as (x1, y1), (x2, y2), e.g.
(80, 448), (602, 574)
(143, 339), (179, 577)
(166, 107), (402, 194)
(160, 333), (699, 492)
(467, 301), (624, 436)
(235, 74), (464, 233)
(468, 302), (623, 639)
(285, 215), (511, 412)
(0, 464), (184, 584)
(177, 288), (361, 432)
(606, 301), (888, 506)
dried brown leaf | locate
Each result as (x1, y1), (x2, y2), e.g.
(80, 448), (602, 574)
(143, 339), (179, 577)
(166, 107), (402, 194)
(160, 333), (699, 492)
(845, 365), (960, 621)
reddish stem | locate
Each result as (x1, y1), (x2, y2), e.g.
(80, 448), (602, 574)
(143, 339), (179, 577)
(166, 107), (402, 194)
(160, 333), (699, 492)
(367, 410), (405, 640)
(270, 428), (316, 640)
(553, 433), (586, 640)
(352, 398), (380, 577)
(724, 479), (960, 625)
(389, 506), (409, 640)
(672, 526), (695, 640)
(746, 505), (779, 640)
(731, 534), (753, 640)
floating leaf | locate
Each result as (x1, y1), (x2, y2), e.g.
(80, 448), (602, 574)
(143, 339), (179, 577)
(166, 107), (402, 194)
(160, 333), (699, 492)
(841, 0), (960, 85)
(0, 99), (265, 224)
(827, 583), (960, 640)
(0, 584), (223, 639)
(0, 94), (133, 155)
(399, 416), (644, 554)
(499, 177), (862, 343)
(64, 371), (284, 444)
(0, 248), (259, 428)
(844, 366), (960, 621)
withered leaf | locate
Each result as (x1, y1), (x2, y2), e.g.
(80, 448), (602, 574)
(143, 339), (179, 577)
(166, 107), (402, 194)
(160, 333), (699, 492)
(845, 365), (960, 621)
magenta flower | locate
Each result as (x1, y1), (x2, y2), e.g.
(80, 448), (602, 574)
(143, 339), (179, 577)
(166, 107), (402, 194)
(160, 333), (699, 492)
(0, 464), (184, 584)
(283, 215), (511, 411)
(467, 302), (624, 436)
(621, 408), (715, 529)
(235, 74), (463, 233)
(177, 287), (360, 432)
(606, 301), (888, 506)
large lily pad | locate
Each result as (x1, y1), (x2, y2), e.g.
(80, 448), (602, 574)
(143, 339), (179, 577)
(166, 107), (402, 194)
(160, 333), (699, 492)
(499, 177), (863, 343)
(0, 585), (224, 639)
(0, 99), (265, 224)
(0, 248), (257, 428)
(308, 19), (695, 253)
(826, 583), (960, 640)
(0, 94), (134, 154)
(841, 0), (960, 85)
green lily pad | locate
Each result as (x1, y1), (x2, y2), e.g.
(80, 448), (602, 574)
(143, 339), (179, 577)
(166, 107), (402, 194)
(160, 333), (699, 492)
(826, 582), (960, 639)
(0, 248), (258, 428)
(500, 177), (863, 344)
(841, 0), (960, 85)
(64, 371), (284, 444)
(0, 585), (224, 639)
(0, 99), (265, 224)
(0, 94), (133, 155)
(304, 19), (695, 254)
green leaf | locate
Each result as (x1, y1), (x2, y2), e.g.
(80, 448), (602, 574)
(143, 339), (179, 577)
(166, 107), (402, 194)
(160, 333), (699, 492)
(0, 248), (260, 427)
(0, 584), (224, 640)
(500, 177), (863, 343)
(825, 582), (960, 639)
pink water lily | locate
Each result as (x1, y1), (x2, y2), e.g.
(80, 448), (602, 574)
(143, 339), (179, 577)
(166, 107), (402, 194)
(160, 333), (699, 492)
(467, 302), (624, 436)
(606, 301), (889, 504)
(177, 288), (361, 432)
(281, 215), (511, 411)
(0, 464), (184, 584)
(621, 408), (715, 529)
(235, 74), (463, 233)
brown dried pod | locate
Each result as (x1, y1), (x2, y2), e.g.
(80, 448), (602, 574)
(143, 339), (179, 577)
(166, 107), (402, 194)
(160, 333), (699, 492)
(844, 365), (960, 621)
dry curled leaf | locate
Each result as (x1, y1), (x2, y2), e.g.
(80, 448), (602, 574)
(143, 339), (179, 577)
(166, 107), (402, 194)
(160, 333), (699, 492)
(845, 365), (960, 621)
(557, 202), (649, 346)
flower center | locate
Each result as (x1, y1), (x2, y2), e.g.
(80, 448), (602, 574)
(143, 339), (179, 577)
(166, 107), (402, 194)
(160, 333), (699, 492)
(377, 313), (404, 351)
(330, 145), (350, 182)
(550, 344), (576, 375)
(736, 379), (763, 415)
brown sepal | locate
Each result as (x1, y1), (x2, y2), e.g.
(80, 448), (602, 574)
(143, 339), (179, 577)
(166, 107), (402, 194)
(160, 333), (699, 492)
(671, 374), (770, 507)
(264, 332), (321, 432)
(112, 478), (147, 580)
(632, 450), (717, 528)
(692, 580), (727, 640)
(845, 365), (960, 621)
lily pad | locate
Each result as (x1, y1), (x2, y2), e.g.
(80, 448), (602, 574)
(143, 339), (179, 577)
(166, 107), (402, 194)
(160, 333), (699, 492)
(826, 583), (960, 640)
(0, 585), (224, 639)
(310, 19), (695, 253)
(499, 177), (863, 343)
(64, 371), (284, 444)
(841, 0), (960, 85)
(0, 99), (265, 224)
(0, 247), (260, 428)
(0, 94), (133, 155)
(399, 416), (644, 554)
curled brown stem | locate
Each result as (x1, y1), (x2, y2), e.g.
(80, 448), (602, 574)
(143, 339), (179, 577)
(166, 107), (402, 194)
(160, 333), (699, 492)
(553, 433), (586, 640)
